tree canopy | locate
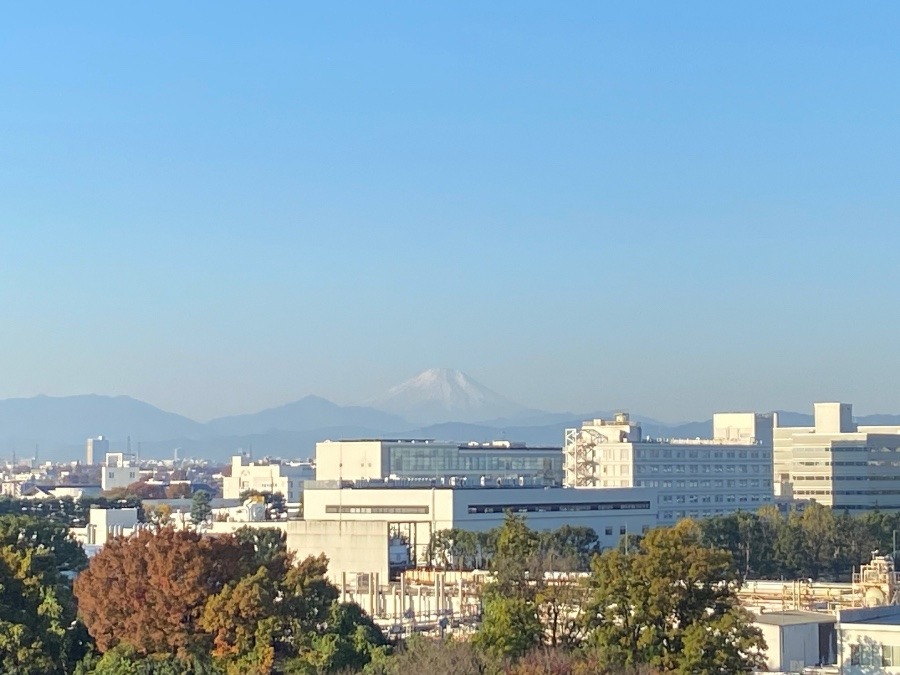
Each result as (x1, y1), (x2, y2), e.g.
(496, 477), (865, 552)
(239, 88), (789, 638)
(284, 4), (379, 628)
(73, 525), (384, 673)
(583, 519), (765, 673)
(0, 515), (89, 674)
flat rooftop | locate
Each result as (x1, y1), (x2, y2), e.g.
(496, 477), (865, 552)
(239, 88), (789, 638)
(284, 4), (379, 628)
(305, 479), (565, 490)
(319, 439), (561, 451)
(754, 610), (836, 626)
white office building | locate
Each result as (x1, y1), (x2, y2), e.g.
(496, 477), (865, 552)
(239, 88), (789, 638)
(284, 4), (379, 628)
(300, 481), (657, 578)
(315, 439), (563, 485)
(775, 402), (900, 511)
(223, 455), (315, 514)
(101, 452), (138, 492)
(564, 412), (774, 523)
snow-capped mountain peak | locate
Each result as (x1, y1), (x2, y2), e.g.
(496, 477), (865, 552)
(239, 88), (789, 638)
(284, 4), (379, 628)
(367, 368), (529, 425)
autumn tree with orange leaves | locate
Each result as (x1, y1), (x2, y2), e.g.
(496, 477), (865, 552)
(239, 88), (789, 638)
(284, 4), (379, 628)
(74, 527), (251, 659)
(73, 526), (382, 674)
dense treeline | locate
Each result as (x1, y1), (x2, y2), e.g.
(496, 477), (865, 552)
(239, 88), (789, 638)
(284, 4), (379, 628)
(430, 502), (900, 582)
(469, 514), (765, 674)
(426, 523), (601, 572)
(0, 495), (145, 526)
(698, 503), (900, 581)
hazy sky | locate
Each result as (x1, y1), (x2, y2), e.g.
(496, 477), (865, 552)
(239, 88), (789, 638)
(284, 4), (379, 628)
(2, 3), (899, 422)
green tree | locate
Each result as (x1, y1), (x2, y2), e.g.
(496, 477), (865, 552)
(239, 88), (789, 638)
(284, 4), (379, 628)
(366, 635), (488, 675)
(191, 490), (213, 527)
(539, 525), (600, 572)
(774, 509), (809, 578)
(473, 595), (543, 661)
(800, 502), (839, 580)
(0, 513), (88, 573)
(80, 643), (222, 674)
(232, 526), (291, 574)
(200, 568), (279, 675)
(583, 520), (765, 673)
(0, 544), (86, 675)
(491, 512), (540, 600)
(289, 602), (389, 673)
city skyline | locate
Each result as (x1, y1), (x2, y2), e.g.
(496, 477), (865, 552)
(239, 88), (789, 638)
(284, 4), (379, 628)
(3, 3), (900, 421)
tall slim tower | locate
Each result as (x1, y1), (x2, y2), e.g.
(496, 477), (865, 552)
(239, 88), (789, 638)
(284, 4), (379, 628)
(86, 436), (109, 466)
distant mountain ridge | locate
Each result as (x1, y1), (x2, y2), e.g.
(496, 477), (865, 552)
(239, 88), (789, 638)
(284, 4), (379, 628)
(205, 395), (407, 436)
(4, 372), (900, 462)
(0, 394), (203, 449)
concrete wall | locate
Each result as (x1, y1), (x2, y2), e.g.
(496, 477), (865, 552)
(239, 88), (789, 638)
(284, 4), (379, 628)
(284, 520), (390, 580)
(315, 441), (386, 481)
(815, 402), (855, 434)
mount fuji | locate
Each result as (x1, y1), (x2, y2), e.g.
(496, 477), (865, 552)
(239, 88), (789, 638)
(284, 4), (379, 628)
(365, 368), (533, 425)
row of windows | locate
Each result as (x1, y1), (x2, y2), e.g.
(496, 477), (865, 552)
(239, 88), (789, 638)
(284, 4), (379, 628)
(389, 447), (562, 476)
(635, 449), (770, 460)
(325, 505), (430, 514)
(660, 493), (765, 504)
(467, 501), (651, 515)
(633, 479), (772, 489)
(796, 460), (900, 468)
(660, 508), (735, 520)
(635, 464), (766, 475)
(795, 489), (900, 497)
(797, 445), (900, 453)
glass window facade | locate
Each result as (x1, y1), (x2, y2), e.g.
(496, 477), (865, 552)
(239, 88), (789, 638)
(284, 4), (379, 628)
(387, 444), (563, 484)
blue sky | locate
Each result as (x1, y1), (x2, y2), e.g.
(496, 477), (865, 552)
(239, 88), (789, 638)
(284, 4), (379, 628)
(1, 3), (899, 422)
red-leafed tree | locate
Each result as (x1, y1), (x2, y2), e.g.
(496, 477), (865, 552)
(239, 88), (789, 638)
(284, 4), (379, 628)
(74, 527), (250, 658)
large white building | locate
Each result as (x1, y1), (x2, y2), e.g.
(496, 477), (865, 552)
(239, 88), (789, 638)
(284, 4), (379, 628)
(775, 402), (900, 511)
(315, 439), (563, 485)
(223, 455), (315, 514)
(301, 481), (658, 578)
(564, 412), (774, 523)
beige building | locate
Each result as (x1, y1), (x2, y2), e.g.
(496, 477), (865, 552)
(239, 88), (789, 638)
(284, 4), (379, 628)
(564, 412), (774, 523)
(222, 455), (315, 514)
(315, 439), (563, 485)
(775, 402), (900, 511)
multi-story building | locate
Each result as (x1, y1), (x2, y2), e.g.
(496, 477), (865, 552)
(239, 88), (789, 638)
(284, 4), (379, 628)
(301, 480), (658, 577)
(315, 439), (563, 485)
(222, 455), (315, 514)
(564, 412), (774, 523)
(86, 436), (109, 466)
(101, 452), (138, 492)
(774, 402), (900, 511)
